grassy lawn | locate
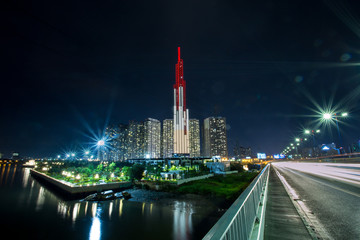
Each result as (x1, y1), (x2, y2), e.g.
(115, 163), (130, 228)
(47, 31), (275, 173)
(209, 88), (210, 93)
(176, 171), (259, 200)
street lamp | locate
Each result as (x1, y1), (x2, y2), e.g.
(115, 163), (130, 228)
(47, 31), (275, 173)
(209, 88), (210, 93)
(322, 112), (349, 151)
(304, 129), (321, 157)
(97, 140), (105, 146)
(323, 113), (332, 120)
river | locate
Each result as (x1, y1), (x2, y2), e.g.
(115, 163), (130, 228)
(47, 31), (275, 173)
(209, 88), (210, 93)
(0, 164), (222, 240)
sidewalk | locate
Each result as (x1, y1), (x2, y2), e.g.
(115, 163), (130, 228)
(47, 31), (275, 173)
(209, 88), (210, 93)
(264, 166), (311, 240)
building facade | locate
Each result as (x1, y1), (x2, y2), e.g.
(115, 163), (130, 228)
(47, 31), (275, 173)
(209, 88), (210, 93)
(162, 119), (174, 158)
(144, 118), (161, 158)
(105, 125), (121, 161)
(202, 117), (228, 158)
(117, 124), (129, 161)
(189, 119), (200, 157)
(126, 121), (145, 159)
(233, 144), (252, 159)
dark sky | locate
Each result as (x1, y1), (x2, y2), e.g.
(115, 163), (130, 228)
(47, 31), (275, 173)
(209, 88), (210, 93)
(2, 0), (360, 158)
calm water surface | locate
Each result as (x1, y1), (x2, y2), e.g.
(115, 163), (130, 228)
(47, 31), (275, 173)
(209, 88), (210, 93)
(0, 164), (221, 240)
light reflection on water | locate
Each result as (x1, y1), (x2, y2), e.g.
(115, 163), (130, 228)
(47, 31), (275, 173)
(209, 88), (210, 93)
(0, 164), (219, 240)
(35, 186), (45, 211)
(89, 216), (101, 240)
(89, 205), (101, 240)
(173, 201), (194, 240)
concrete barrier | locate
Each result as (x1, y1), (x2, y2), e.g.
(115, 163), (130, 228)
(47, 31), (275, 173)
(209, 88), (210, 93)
(177, 173), (214, 185)
(30, 169), (131, 195)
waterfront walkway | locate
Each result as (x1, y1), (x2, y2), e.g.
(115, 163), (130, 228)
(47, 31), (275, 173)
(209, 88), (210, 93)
(264, 166), (311, 240)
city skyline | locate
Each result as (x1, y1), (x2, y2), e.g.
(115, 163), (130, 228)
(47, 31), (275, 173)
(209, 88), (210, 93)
(2, 0), (360, 157)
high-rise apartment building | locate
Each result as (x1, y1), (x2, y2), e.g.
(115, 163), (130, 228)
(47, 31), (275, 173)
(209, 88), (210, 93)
(189, 119), (200, 157)
(127, 121), (145, 159)
(173, 47), (190, 155)
(105, 125), (121, 161)
(162, 119), (174, 158)
(202, 117), (228, 158)
(117, 124), (129, 161)
(233, 144), (252, 159)
(144, 118), (161, 158)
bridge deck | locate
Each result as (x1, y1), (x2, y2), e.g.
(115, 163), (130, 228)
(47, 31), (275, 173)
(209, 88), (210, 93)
(264, 166), (311, 240)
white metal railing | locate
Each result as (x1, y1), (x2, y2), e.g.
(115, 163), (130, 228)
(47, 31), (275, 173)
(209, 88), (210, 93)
(203, 164), (270, 240)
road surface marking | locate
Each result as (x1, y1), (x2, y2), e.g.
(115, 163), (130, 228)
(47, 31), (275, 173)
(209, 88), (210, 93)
(273, 165), (333, 240)
(285, 168), (360, 199)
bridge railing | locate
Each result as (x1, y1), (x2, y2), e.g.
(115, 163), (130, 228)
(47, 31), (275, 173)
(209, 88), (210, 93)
(203, 164), (270, 240)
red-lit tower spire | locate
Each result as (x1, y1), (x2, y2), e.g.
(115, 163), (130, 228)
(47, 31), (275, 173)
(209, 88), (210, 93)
(173, 47), (189, 155)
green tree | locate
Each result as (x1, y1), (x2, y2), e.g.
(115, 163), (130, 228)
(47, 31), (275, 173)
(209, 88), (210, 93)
(108, 162), (116, 172)
(129, 164), (145, 181)
(121, 166), (130, 179)
(96, 163), (103, 173)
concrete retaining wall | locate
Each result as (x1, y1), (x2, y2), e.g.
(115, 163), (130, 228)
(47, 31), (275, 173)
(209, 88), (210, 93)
(30, 169), (131, 195)
(176, 173), (214, 185)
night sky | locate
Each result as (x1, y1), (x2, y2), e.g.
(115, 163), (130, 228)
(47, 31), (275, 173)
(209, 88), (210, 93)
(2, 0), (360, 158)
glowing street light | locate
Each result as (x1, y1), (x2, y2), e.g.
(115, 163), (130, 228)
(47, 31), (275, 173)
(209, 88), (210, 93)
(321, 112), (349, 150)
(304, 129), (310, 134)
(97, 140), (105, 146)
(323, 113), (332, 120)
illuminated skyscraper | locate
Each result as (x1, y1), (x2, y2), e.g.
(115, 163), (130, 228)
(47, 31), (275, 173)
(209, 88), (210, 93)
(144, 118), (161, 158)
(162, 119), (174, 158)
(173, 47), (190, 155)
(189, 119), (200, 157)
(202, 117), (228, 158)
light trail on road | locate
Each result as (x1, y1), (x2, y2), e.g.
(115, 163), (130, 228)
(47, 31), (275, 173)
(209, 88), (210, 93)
(272, 161), (360, 240)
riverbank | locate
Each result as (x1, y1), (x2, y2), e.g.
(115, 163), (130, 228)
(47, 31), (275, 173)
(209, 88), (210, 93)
(128, 171), (259, 209)
(175, 171), (259, 201)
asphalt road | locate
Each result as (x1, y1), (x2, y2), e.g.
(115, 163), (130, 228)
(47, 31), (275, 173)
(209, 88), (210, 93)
(272, 162), (360, 240)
